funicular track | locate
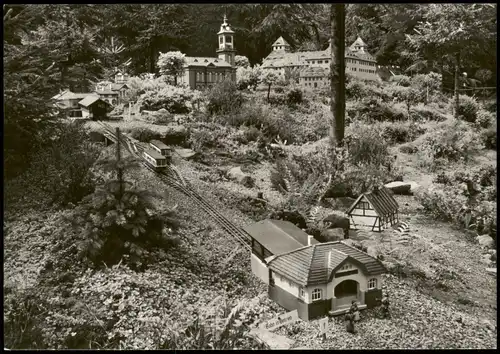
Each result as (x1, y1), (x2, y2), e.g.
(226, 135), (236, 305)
(97, 122), (252, 253)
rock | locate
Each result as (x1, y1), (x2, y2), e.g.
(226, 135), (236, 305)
(365, 245), (379, 258)
(249, 328), (295, 350)
(384, 181), (413, 195)
(164, 125), (189, 145)
(175, 148), (198, 160)
(480, 254), (492, 265)
(476, 234), (494, 249)
(227, 166), (255, 188)
(485, 268), (496, 276)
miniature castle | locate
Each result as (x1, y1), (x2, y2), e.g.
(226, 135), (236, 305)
(262, 36), (379, 87)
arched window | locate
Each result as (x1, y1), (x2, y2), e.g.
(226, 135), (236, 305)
(368, 278), (377, 290)
(111, 99), (116, 105)
(311, 288), (322, 301)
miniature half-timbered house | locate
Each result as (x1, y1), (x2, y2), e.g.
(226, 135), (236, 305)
(243, 219), (320, 286)
(266, 241), (386, 321)
(346, 186), (399, 232)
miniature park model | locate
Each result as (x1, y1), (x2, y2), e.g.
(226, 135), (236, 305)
(246, 187), (397, 321)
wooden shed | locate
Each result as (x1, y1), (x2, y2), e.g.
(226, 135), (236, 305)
(346, 186), (399, 232)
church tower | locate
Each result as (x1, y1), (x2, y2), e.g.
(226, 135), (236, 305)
(216, 15), (236, 67)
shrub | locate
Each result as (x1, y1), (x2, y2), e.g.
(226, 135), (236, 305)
(456, 95), (481, 123)
(286, 88), (304, 107)
(143, 109), (175, 125)
(380, 121), (427, 145)
(128, 127), (162, 142)
(139, 85), (193, 114)
(399, 144), (418, 154)
(236, 65), (263, 90)
(410, 105), (448, 122)
(390, 75), (411, 87)
(5, 122), (100, 210)
(351, 98), (407, 122)
(188, 123), (231, 151)
(418, 120), (483, 163)
(207, 80), (244, 115)
(475, 109), (495, 129)
(69, 155), (181, 267)
(345, 122), (391, 167)
(482, 126), (497, 150)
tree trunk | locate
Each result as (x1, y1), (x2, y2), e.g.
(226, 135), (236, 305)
(116, 128), (124, 199)
(267, 83), (271, 102)
(329, 4), (346, 147)
(149, 40), (156, 73)
(454, 52), (460, 119)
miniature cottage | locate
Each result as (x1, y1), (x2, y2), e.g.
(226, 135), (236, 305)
(346, 186), (399, 232)
(266, 241), (386, 321)
(243, 219), (319, 285)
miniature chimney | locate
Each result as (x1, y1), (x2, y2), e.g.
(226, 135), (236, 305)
(308, 235), (314, 246)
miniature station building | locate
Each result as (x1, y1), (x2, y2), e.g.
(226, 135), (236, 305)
(180, 15), (237, 90)
(262, 35), (379, 87)
(346, 186), (399, 232)
(245, 219), (386, 321)
(51, 71), (129, 119)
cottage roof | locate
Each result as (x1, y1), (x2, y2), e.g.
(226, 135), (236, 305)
(78, 95), (106, 107)
(52, 90), (93, 101)
(268, 241), (386, 286)
(351, 36), (368, 48)
(95, 90), (119, 95)
(243, 219), (319, 255)
(272, 36), (290, 47)
(184, 56), (232, 68)
(346, 186), (398, 217)
(111, 83), (129, 91)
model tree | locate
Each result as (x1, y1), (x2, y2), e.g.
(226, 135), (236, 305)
(157, 51), (187, 86)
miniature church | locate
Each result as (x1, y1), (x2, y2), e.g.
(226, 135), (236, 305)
(181, 15), (237, 90)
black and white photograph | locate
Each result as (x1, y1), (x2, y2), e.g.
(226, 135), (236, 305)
(3, 3), (497, 350)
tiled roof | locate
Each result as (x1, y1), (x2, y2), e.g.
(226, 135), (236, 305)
(78, 95), (104, 107)
(272, 36), (290, 47)
(300, 67), (328, 78)
(96, 90), (119, 95)
(268, 241), (386, 286)
(262, 52), (308, 68)
(243, 219), (318, 255)
(111, 83), (129, 91)
(351, 36), (368, 48)
(346, 186), (398, 217)
(52, 90), (92, 101)
(150, 140), (169, 149)
(184, 56), (232, 68)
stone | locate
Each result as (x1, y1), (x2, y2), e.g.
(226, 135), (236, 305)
(175, 148), (197, 160)
(249, 328), (295, 350)
(476, 234), (494, 249)
(384, 181), (413, 195)
(227, 166), (255, 188)
(480, 254), (492, 265)
(485, 268), (497, 276)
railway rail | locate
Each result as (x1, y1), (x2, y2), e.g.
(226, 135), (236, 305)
(96, 122), (253, 253)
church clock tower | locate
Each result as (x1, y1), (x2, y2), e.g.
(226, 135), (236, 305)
(216, 15), (236, 67)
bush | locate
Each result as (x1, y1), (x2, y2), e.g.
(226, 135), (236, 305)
(5, 122), (100, 210)
(286, 88), (304, 107)
(410, 105), (448, 122)
(345, 122), (391, 167)
(399, 144), (418, 154)
(475, 109), (495, 129)
(349, 98), (407, 122)
(128, 127), (162, 142)
(390, 75), (411, 87)
(143, 109), (175, 125)
(418, 120), (483, 164)
(482, 126), (497, 150)
(380, 121), (427, 145)
(140, 85), (193, 114)
(206, 80), (244, 115)
(188, 123), (232, 151)
(456, 95), (481, 123)
(346, 79), (390, 102)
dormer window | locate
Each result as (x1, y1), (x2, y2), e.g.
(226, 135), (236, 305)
(225, 36), (232, 43)
(219, 37), (223, 44)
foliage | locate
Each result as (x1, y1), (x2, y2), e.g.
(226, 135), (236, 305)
(348, 98), (407, 122)
(69, 153), (180, 267)
(416, 120), (483, 166)
(481, 124), (496, 150)
(140, 85), (194, 114)
(390, 75), (411, 87)
(234, 55), (250, 68)
(236, 65), (263, 90)
(475, 109), (495, 129)
(286, 88), (304, 107)
(390, 85), (422, 115)
(188, 123), (232, 151)
(410, 105), (448, 122)
(157, 51), (186, 86)
(455, 94), (480, 123)
(127, 127), (162, 142)
(5, 122), (101, 210)
(379, 121), (427, 145)
(206, 80), (244, 116)
(345, 121), (391, 167)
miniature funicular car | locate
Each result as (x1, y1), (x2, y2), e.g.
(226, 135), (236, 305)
(149, 140), (172, 159)
(143, 148), (168, 171)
